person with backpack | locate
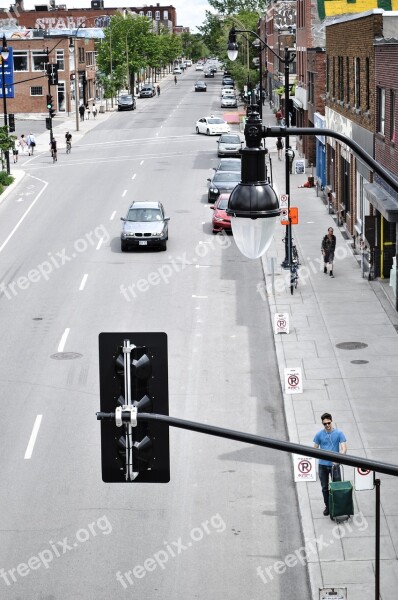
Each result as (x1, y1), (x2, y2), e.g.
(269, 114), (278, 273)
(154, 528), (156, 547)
(92, 104), (98, 119)
(26, 132), (36, 156)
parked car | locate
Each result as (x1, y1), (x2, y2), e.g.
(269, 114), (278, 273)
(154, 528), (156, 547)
(207, 170), (241, 202)
(210, 193), (232, 233)
(195, 64), (204, 71)
(139, 85), (156, 98)
(222, 77), (235, 86)
(117, 94), (136, 111)
(195, 80), (207, 92)
(204, 70), (214, 78)
(120, 201), (169, 251)
(220, 95), (238, 108)
(186, 60), (192, 66)
(173, 67), (182, 74)
(214, 158), (241, 172)
(221, 88), (236, 98)
(217, 133), (242, 157)
(196, 116), (230, 136)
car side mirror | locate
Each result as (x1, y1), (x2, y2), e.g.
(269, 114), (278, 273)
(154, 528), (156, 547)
(207, 178), (211, 182)
(120, 217), (126, 221)
(164, 216), (170, 221)
(210, 206), (215, 210)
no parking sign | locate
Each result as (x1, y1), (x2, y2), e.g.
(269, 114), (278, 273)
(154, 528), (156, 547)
(354, 467), (374, 490)
(294, 455), (316, 482)
(274, 312), (289, 334)
(284, 367), (303, 394)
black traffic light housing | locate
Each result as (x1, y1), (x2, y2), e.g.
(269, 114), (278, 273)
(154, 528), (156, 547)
(98, 332), (170, 483)
(8, 113), (15, 132)
(46, 94), (55, 118)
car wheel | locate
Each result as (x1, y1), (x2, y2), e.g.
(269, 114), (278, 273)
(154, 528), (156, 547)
(196, 127), (200, 134)
(206, 129), (210, 136)
(121, 240), (128, 252)
(160, 241), (167, 251)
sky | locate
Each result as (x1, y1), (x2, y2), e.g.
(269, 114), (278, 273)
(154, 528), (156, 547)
(0, 0), (213, 32)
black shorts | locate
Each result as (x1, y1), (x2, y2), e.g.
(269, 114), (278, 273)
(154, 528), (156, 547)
(324, 252), (334, 263)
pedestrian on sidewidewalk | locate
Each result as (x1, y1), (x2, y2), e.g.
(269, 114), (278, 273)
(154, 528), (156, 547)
(276, 137), (284, 160)
(12, 138), (20, 163)
(79, 104), (85, 122)
(26, 132), (36, 155)
(92, 104), (97, 119)
(286, 146), (295, 174)
(157, 85), (160, 96)
(321, 226), (336, 277)
(174, 75), (177, 85)
(86, 104), (90, 119)
(275, 109), (283, 125)
(313, 413), (347, 516)
(19, 134), (28, 155)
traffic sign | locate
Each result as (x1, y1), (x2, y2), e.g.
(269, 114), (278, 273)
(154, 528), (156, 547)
(294, 455), (316, 482)
(274, 312), (289, 334)
(280, 208), (289, 225)
(284, 367), (303, 394)
(354, 467), (374, 490)
(279, 194), (289, 207)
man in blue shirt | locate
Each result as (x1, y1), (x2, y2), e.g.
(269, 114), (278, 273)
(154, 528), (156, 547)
(313, 413), (347, 516)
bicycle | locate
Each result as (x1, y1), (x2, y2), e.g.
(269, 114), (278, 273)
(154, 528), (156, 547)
(282, 238), (300, 264)
(290, 261), (299, 295)
(51, 149), (57, 163)
(66, 140), (71, 154)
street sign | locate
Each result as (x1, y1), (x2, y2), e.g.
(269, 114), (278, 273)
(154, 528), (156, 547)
(289, 207), (299, 224)
(320, 588), (347, 600)
(284, 367), (303, 394)
(274, 312), (289, 334)
(279, 194), (289, 208)
(294, 455), (316, 482)
(280, 208), (289, 225)
(0, 47), (14, 99)
(354, 467), (374, 491)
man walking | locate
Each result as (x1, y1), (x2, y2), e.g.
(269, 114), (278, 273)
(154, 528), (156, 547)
(26, 132), (36, 155)
(321, 227), (336, 277)
(79, 104), (85, 122)
(313, 413), (347, 516)
(286, 146), (295, 174)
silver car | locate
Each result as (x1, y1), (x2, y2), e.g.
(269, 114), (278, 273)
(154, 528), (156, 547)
(220, 95), (238, 108)
(120, 201), (169, 251)
(217, 133), (242, 157)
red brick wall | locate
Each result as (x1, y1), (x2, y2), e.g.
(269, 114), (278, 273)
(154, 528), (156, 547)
(375, 44), (398, 179)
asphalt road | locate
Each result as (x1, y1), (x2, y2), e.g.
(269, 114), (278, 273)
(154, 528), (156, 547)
(0, 67), (311, 599)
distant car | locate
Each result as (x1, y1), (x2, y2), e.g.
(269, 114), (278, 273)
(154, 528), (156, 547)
(204, 70), (214, 78)
(222, 77), (235, 87)
(196, 116), (230, 136)
(117, 94), (136, 111)
(217, 133), (242, 157)
(207, 170), (241, 202)
(120, 201), (170, 251)
(185, 60), (192, 66)
(195, 64), (204, 71)
(210, 193), (232, 233)
(221, 88), (236, 98)
(220, 95), (238, 108)
(173, 67), (182, 74)
(195, 80), (207, 92)
(139, 85), (156, 98)
(210, 66), (217, 74)
(214, 158), (241, 173)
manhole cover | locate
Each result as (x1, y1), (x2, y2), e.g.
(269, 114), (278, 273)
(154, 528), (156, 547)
(336, 342), (368, 350)
(351, 359), (369, 364)
(50, 352), (83, 360)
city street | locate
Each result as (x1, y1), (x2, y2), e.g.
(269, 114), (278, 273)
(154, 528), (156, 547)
(0, 68), (310, 598)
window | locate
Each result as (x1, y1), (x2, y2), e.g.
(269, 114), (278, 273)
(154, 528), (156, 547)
(390, 90), (396, 143)
(86, 51), (95, 67)
(155, 10), (160, 19)
(32, 50), (47, 72)
(365, 58), (370, 111)
(139, 10), (144, 15)
(338, 56), (344, 101)
(163, 10), (168, 19)
(78, 47), (85, 63)
(346, 57), (350, 103)
(30, 86), (43, 96)
(377, 87), (385, 134)
(146, 10), (152, 17)
(13, 50), (28, 71)
(56, 49), (64, 71)
(354, 57), (360, 108)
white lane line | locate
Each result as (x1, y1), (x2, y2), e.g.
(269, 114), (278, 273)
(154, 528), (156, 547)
(24, 415), (43, 460)
(155, 132), (159, 136)
(110, 210), (117, 220)
(122, 190), (127, 197)
(140, 160), (144, 165)
(79, 274), (88, 291)
(58, 328), (70, 352)
(192, 295), (208, 298)
(0, 177), (48, 254)
(132, 173), (136, 180)
(96, 237), (105, 250)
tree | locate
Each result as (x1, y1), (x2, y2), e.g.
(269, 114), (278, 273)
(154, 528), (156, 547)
(0, 126), (15, 171)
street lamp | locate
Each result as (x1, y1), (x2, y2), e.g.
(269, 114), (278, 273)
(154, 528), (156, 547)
(228, 26), (296, 268)
(1, 35), (10, 175)
(226, 100), (280, 259)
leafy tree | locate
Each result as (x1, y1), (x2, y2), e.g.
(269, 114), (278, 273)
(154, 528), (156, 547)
(207, 0), (266, 15)
(0, 126), (16, 172)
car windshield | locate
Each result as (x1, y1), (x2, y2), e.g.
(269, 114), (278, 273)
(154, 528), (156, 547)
(196, 81), (205, 85)
(217, 198), (229, 210)
(208, 119), (225, 124)
(120, 95), (132, 102)
(127, 208), (162, 222)
(218, 161), (241, 171)
(213, 172), (240, 182)
(220, 136), (240, 144)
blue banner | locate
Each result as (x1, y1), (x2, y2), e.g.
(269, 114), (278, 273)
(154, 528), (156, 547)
(0, 47), (14, 99)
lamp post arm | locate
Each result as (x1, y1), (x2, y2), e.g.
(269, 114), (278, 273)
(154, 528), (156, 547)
(264, 126), (398, 196)
(233, 28), (289, 65)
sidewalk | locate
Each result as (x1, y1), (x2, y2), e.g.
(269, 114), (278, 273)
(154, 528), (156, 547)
(260, 102), (398, 599)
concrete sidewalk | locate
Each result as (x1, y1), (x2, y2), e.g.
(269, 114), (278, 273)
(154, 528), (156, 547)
(260, 102), (398, 599)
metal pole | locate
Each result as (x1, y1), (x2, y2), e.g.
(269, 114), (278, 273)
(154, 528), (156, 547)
(375, 478), (381, 600)
(74, 38), (79, 132)
(1, 56), (10, 175)
(258, 45), (263, 121)
(282, 46), (291, 269)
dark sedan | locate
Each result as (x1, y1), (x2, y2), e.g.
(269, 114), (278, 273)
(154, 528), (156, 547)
(207, 170), (241, 202)
(195, 80), (207, 92)
(117, 94), (136, 111)
(214, 158), (241, 172)
(204, 70), (214, 78)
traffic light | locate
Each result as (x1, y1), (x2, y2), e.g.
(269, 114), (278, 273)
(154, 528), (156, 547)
(46, 94), (55, 118)
(98, 332), (170, 483)
(8, 113), (15, 132)
(45, 117), (51, 130)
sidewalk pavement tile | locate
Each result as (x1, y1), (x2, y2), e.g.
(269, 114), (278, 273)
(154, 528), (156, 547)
(346, 377), (398, 398)
(342, 535), (396, 560)
(322, 560), (374, 584)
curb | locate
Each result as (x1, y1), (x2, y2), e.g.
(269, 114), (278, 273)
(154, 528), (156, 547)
(0, 169), (26, 205)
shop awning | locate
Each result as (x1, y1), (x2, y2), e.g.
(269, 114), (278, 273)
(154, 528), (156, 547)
(293, 97), (303, 109)
(364, 182), (398, 222)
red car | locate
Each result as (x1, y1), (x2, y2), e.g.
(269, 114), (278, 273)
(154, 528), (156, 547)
(210, 193), (232, 233)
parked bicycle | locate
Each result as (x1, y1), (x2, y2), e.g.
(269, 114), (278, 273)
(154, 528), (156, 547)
(282, 238), (300, 264)
(290, 261), (299, 295)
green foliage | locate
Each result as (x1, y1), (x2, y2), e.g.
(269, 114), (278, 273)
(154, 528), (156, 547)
(207, 0), (266, 15)
(0, 182), (4, 195)
(0, 170), (14, 186)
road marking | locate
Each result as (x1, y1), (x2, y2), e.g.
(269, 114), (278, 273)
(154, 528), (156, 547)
(140, 160), (144, 165)
(192, 295), (208, 298)
(96, 237), (105, 250)
(132, 173), (136, 180)
(0, 176), (48, 254)
(58, 328), (70, 352)
(79, 274), (88, 291)
(24, 415), (43, 459)
(122, 190), (127, 197)
(195, 264), (210, 268)
(155, 132), (159, 136)
(110, 210), (117, 220)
